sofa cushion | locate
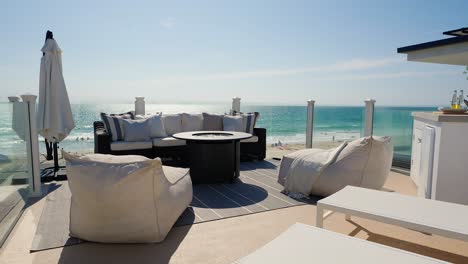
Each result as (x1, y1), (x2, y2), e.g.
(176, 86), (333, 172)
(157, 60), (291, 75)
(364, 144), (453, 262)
(223, 115), (244, 132)
(181, 113), (204, 132)
(110, 141), (152, 151)
(133, 113), (167, 138)
(100, 112), (135, 141)
(163, 114), (182, 136)
(122, 119), (151, 142)
(202, 113), (223, 131)
(242, 113), (257, 134)
(148, 113), (167, 138)
(240, 136), (258, 143)
(153, 137), (187, 147)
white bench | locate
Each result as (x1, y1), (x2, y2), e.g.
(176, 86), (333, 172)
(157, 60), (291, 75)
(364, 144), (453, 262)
(316, 186), (468, 242)
(234, 223), (447, 263)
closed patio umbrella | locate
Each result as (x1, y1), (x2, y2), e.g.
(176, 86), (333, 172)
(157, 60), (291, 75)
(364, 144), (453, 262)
(37, 31), (75, 172)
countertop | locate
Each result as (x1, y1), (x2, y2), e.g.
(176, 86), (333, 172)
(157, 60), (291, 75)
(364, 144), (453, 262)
(412, 111), (468, 122)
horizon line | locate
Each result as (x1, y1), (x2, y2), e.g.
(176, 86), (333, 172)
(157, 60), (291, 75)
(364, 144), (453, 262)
(0, 101), (442, 108)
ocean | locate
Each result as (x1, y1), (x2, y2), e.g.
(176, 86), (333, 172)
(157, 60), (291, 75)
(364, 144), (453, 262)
(0, 103), (436, 159)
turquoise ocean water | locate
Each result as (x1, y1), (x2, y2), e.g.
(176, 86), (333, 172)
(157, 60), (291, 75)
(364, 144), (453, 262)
(0, 103), (436, 159)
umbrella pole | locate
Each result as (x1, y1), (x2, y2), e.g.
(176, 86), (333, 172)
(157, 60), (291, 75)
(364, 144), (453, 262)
(53, 142), (59, 172)
(45, 139), (53, 160)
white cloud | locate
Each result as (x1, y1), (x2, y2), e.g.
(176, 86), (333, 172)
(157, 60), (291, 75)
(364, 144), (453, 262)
(128, 57), (404, 85)
(327, 57), (402, 71)
(112, 57), (462, 89)
(160, 17), (175, 29)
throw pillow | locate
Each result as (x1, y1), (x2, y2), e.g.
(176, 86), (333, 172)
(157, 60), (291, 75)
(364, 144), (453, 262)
(162, 114), (182, 136)
(242, 112), (258, 134)
(181, 113), (204, 132)
(223, 115), (243, 132)
(122, 119), (151, 142)
(148, 113), (167, 138)
(202, 113), (223, 131)
(100, 112), (135, 141)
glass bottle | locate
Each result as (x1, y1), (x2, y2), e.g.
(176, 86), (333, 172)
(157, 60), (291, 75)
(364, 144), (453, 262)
(458, 90), (464, 108)
(451, 90), (459, 109)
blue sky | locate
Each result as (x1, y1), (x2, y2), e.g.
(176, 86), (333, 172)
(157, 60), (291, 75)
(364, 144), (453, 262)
(2, 0), (467, 106)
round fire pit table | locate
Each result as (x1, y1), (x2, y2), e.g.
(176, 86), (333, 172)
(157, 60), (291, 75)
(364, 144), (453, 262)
(172, 131), (252, 183)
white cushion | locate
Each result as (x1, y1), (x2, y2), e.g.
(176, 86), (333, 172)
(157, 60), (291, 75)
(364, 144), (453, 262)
(110, 141), (152, 151)
(202, 113), (224, 131)
(122, 119), (151, 142)
(63, 152), (193, 243)
(278, 136), (393, 197)
(359, 136), (393, 189)
(100, 112), (134, 141)
(315, 136), (393, 196)
(148, 113), (167, 138)
(153, 137), (187, 147)
(240, 136), (258, 143)
(242, 113), (256, 134)
(223, 115), (244, 132)
(181, 113), (204, 132)
(163, 114), (182, 136)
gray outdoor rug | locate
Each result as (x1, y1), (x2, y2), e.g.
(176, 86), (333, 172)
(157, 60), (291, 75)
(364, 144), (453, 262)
(31, 160), (316, 252)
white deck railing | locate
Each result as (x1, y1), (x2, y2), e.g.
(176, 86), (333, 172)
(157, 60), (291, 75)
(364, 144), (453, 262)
(131, 95), (375, 148)
(8, 95), (42, 197)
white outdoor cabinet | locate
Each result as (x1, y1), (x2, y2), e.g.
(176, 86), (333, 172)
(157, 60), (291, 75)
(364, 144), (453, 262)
(411, 112), (468, 205)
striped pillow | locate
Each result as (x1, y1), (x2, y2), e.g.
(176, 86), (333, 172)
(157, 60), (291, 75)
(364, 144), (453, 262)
(242, 112), (258, 134)
(100, 112), (135, 141)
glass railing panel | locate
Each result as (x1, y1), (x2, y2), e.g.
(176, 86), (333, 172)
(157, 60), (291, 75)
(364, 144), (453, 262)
(313, 106), (364, 149)
(373, 106), (437, 169)
(0, 101), (30, 246)
(243, 105), (306, 159)
(37, 102), (436, 172)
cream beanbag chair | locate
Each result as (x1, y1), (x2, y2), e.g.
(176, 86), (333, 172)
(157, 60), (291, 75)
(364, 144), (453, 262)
(63, 152), (192, 243)
(278, 136), (393, 197)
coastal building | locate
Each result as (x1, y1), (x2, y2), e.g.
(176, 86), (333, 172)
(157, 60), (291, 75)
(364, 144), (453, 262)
(398, 28), (468, 205)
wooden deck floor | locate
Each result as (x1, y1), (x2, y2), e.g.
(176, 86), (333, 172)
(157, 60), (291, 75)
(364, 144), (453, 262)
(1, 170), (468, 264)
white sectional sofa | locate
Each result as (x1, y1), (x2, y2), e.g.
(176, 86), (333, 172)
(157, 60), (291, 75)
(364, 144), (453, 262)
(94, 112), (266, 162)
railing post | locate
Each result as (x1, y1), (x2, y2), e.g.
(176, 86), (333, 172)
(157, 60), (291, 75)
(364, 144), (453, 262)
(364, 99), (376, 137)
(20, 94), (42, 197)
(135, 96), (145, 116)
(306, 100), (315, 148)
(232, 97), (241, 114)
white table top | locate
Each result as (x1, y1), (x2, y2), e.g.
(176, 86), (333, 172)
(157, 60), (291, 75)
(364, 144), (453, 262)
(412, 111), (468, 123)
(235, 223), (447, 263)
(318, 186), (468, 241)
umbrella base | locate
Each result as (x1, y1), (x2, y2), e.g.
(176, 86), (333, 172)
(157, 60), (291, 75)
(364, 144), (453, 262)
(41, 142), (67, 182)
(40, 166), (67, 182)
